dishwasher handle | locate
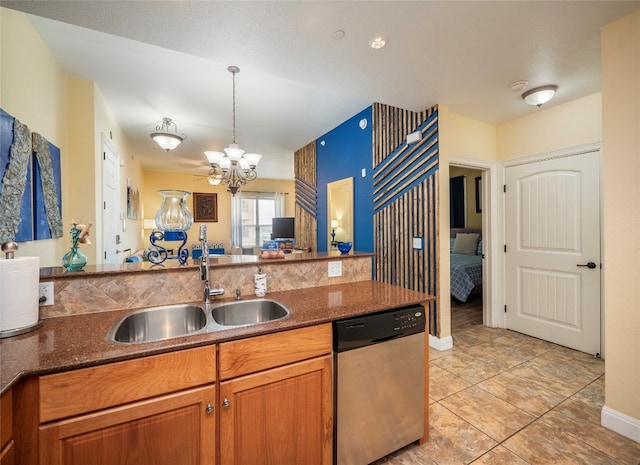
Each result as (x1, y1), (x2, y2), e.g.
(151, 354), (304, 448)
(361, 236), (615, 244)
(371, 333), (403, 344)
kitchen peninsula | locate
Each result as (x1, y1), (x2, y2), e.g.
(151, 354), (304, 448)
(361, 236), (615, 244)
(0, 251), (434, 465)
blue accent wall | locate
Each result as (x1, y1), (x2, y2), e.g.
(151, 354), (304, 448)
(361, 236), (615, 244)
(316, 107), (374, 252)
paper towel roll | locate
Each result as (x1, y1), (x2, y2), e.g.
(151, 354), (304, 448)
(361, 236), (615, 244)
(0, 256), (40, 334)
(254, 272), (267, 297)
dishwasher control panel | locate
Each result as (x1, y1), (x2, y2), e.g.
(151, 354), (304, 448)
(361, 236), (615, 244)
(333, 305), (426, 352)
(394, 310), (423, 331)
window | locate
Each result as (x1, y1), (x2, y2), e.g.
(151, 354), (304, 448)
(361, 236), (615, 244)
(232, 192), (285, 248)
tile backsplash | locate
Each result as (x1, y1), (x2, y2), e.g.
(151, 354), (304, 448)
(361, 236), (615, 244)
(40, 256), (372, 318)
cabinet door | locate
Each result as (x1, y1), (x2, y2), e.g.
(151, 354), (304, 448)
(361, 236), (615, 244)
(219, 355), (332, 465)
(39, 385), (215, 465)
(0, 442), (14, 465)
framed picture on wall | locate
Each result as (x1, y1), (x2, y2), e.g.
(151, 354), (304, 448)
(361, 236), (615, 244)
(193, 192), (218, 222)
(475, 176), (482, 213)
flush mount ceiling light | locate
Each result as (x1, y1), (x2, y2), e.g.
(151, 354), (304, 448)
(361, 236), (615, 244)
(522, 85), (558, 107)
(370, 36), (387, 49)
(150, 117), (186, 151)
(204, 66), (262, 195)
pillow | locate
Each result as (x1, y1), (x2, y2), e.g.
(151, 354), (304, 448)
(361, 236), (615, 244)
(450, 238), (455, 253)
(476, 239), (483, 255)
(453, 233), (480, 255)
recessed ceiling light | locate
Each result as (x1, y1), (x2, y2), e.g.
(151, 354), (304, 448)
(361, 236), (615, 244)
(370, 36), (387, 49)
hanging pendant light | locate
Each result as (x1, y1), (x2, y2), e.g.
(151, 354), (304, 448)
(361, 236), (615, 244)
(150, 117), (186, 151)
(204, 66), (262, 195)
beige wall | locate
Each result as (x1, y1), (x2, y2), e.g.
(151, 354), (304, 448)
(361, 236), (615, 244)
(66, 78), (97, 263)
(438, 105), (496, 340)
(1, 9), (144, 266)
(0, 7), (68, 265)
(601, 11), (640, 423)
(93, 84), (145, 258)
(496, 93), (602, 160)
(143, 171), (295, 250)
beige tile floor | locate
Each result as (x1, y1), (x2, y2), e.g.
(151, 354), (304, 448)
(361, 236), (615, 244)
(372, 303), (640, 465)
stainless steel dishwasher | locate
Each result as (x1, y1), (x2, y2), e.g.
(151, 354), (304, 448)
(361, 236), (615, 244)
(334, 305), (426, 465)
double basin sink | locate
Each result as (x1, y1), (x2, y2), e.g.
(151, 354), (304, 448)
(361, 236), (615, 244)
(109, 299), (290, 344)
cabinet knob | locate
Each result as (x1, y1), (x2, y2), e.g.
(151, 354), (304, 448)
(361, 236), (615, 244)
(206, 403), (214, 414)
(222, 398), (231, 408)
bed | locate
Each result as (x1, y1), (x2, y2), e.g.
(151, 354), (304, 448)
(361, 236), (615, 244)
(450, 228), (483, 303)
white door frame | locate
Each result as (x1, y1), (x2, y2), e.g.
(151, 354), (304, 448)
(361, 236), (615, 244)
(500, 141), (603, 349)
(449, 156), (502, 328)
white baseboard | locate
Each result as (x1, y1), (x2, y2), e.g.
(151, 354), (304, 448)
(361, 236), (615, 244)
(601, 406), (640, 443)
(429, 334), (453, 351)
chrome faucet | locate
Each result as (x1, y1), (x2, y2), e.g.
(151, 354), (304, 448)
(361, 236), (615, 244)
(199, 225), (224, 303)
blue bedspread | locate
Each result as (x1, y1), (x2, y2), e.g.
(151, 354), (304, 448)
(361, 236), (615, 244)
(450, 253), (483, 302)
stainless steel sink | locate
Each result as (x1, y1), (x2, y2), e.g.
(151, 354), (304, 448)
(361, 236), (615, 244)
(210, 299), (290, 326)
(109, 304), (207, 343)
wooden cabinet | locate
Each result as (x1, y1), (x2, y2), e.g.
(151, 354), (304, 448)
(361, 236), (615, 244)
(38, 346), (216, 465)
(39, 386), (215, 465)
(218, 324), (333, 465)
(0, 388), (14, 465)
(34, 323), (334, 465)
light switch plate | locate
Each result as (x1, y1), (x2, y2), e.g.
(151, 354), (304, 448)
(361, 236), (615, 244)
(413, 237), (423, 250)
(328, 261), (342, 278)
(39, 282), (54, 306)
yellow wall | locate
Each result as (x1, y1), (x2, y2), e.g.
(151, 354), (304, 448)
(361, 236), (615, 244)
(601, 10), (640, 423)
(438, 105), (496, 340)
(0, 7), (67, 265)
(66, 78), (97, 263)
(496, 93), (602, 160)
(93, 84), (145, 257)
(1, 8), (143, 266)
(142, 171), (295, 250)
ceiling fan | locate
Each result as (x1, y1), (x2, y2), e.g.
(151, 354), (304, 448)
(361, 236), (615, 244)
(192, 168), (219, 185)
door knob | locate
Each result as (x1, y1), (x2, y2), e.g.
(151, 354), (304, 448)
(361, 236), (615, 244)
(222, 398), (231, 408)
(205, 403), (214, 414)
(577, 262), (597, 269)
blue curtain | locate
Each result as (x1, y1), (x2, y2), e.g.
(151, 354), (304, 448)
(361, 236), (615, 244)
(450, 176), (466, 228)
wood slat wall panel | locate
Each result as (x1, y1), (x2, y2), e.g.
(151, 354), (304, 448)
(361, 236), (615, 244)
(372, 104), (440, 336)
(294, 141), (317, 252)
(372, 103), (436, 168)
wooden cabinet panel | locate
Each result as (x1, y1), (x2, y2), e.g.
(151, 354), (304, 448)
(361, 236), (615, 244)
(219, 323), (332, 380)
(0, 441), (14, 465)
(0, 389), (12, 451)
(39, 385), (215, 465)
(219, 355), (332, 465)
(40, 346), (216, 422)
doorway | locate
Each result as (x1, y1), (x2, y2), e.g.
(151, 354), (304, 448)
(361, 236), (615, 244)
(449, 166), (484, 333)
(327, 177), (354, 251)
(101, 136), (120, 265)
(448, 157), (499, 335)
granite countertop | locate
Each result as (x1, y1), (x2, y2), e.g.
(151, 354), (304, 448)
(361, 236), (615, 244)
(39, 251), (373, 279)
(0, 280), (434, 394)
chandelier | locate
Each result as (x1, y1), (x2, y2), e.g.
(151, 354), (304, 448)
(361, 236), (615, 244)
(204, 66), (262, 195)
(150, 117), (186, 151)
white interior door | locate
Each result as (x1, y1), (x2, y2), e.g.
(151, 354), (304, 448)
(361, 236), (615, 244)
(505, 150), (601, 355)
(102, 139), (120, 265)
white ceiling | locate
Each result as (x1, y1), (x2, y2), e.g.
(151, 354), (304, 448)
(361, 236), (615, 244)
(3, 1), (639, 180)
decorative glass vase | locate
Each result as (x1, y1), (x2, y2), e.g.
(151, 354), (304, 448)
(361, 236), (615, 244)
(155, 190), (194, 231)
(62, 247), (88, 271)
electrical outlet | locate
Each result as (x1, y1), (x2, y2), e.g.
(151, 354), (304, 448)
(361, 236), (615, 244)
(39, 282), (54, 306)
(328, 261), (342, 278)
